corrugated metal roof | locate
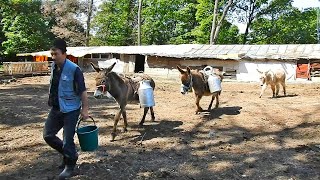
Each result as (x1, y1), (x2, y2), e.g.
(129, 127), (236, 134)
(16, 44), (320, 61)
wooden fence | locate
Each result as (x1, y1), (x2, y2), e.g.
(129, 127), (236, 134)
(3, 62), (50, 75)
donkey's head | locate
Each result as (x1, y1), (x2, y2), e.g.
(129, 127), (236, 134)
(91, 62), (116, 98)
(177, 65), (193, 94)
(256, 69), (271, 86)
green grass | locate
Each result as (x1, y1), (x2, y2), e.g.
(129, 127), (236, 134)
(0, 65), (3, 71)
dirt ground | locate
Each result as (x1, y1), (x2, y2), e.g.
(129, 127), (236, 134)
(0, 73), (319, 180)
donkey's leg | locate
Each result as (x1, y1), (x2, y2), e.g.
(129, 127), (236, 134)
(208, 95), (215, 111)
(139, 107), (149, 126)
(271, 85), (276, 98)
(275, 84), (280, 97)
(121, 109), (128, 132)
(150, 107), (155, 121)
(195, 95), (203, 114)
(111, 108), (123, 141)
(281, 82), (286, 96)
(215, 93), (219, 109)
(259, 84), (267, 98)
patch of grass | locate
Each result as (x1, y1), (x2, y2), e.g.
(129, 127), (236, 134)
(0, 65), (3, 71)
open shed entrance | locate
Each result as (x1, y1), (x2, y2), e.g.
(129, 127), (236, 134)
(135, 55), (145, 73)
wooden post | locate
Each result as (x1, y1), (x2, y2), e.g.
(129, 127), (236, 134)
(86, 0), (94, 46)
(138, 0), (142, 45)
(308, 59), (311, 80)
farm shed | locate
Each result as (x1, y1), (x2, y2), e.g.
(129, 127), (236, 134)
(17, 44), (320, 82)
(3, 62), (49, 75)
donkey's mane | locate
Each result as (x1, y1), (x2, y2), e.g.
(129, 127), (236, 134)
(108, 71), (125, 83)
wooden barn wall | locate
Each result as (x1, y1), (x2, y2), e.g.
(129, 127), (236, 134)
(78, 54), (301, 82)
(145, 56), (238, 79)
(3, 62), (49, 75)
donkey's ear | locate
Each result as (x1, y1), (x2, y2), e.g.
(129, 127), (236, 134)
(91, 62), (101, 72)
(186, 66), (191, 75)
(256, 69), (262, 74)
(177, 65), (186, 74)
(106, 62), (116, 73)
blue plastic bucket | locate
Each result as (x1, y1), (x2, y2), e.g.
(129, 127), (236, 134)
(76, 116), (99, 151)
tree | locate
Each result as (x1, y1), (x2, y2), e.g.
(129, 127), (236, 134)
(138, 0), (142, 45)
(85, 0), (94, 46)
(141, 0), (181, 45)
(90, 0), (136, 46)
(169, 0), (198, 44)
(192, 0), (239, 44)
(234, 0), (293, 44)
(210, 0), (233, 44)
(250, 8), (317, 44)
(42, 0), (86, 46)
(1, 0), (54, 55)
(0, 11), (6, 55)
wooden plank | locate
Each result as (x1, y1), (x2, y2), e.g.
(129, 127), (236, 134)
(3, 62), (49, 75)
(296, 64), (309, 79)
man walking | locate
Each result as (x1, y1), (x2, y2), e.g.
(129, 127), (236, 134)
(43, 39), (89, 179)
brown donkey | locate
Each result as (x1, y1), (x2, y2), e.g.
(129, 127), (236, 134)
(177, 66), (223, 114)
(91, 62), (156, 141)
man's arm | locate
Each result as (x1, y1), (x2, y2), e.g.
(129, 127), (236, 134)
(80, 90), (89, 119)
(74, 67), (89, 119)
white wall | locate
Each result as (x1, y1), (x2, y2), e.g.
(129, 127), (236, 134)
(97, 56), (297, 82)
(144, 57), (239, 79)
(97, 58), (125, 73)
(144, 62), (180, 79)
(236, 61), (297, 82)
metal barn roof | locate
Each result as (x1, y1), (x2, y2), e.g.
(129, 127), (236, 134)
(16, 44), (320, 61)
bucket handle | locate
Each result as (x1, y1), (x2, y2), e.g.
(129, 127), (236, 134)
(76, 116), (96, 130)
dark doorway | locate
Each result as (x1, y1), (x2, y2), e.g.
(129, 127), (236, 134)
(135, 55), (145, 73)
(112, 53), (120, 59)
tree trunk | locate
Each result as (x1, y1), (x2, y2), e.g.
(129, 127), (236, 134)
(242, 20), (252, 44)
(210, 0), (219, 44)
(86, 0), (94, 46)
(212, 0), (233, 44)
(242, 1), (256, 44)
(138, 0), (142, 45)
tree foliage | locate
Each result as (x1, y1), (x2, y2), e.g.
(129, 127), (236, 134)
(90, 0), (136, 46)
(191, 0), (239, 44)
(250, 8), (317, 44)
(169, 0), (198, 44)
(0, 0), (54, 55)
(0, 0), (319, 56)
(42, 0), (86, 46)
(234, 0), (293, 44)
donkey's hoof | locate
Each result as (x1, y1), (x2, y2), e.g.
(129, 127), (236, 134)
(195, 108), (203, 114)
(151, 117), (155, 122)
(110, 133), (116, 142)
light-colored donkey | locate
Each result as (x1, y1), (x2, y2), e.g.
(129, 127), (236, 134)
(257, 69), (286, 98)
